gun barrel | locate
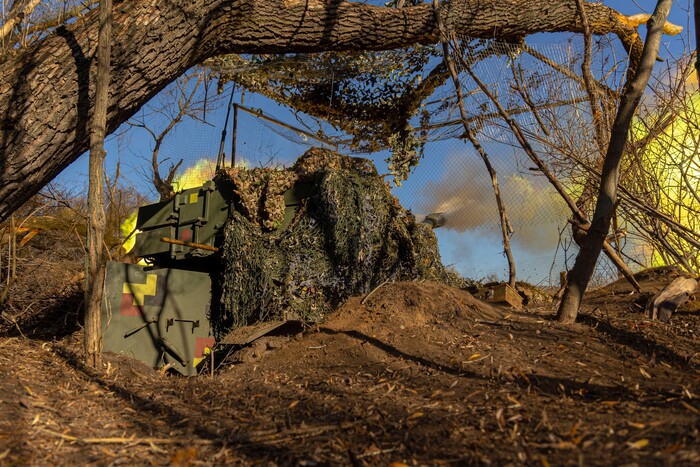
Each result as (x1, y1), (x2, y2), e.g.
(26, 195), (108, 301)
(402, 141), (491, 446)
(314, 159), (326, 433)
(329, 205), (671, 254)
(419, 212), (446, 229)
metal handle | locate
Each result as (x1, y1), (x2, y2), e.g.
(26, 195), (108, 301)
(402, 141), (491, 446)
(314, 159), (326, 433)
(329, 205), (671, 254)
(123, 317), (157, 338)
(166, 318), (200, 333)
(158, 337), (189, 367)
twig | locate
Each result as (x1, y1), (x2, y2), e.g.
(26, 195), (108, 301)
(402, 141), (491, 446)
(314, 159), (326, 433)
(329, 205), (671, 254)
(575, 0), (607, 153)
(248, 424), (342, 443)
(36, 428), (214, 445)
(461, 353), (492, 364)
(361, 278), (391, 305)
(356, 447), (398, 459)
(474, 319), (521, 330)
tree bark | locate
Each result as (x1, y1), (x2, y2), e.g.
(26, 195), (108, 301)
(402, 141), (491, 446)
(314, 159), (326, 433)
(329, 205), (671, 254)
(0, 0), (650, 221)
(84, 0), (112, 369)
(556, 0), (673, 324)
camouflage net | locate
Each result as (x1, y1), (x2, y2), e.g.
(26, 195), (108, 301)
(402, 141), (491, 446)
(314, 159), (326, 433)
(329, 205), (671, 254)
(214, 148), (467, 336)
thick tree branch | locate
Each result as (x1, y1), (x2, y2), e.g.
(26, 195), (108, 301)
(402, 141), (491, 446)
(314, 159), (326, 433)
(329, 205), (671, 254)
(0, 0), (680, 221)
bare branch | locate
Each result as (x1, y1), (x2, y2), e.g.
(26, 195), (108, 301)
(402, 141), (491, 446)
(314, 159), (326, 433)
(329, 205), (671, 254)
(437, 3), (516, 287)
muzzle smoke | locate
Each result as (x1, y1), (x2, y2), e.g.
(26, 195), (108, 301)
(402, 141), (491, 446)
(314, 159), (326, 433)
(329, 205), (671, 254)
(416, 162), (567, 253)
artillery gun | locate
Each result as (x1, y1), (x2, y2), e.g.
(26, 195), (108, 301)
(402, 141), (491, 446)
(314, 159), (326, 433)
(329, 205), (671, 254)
(102, 153), (448, 376)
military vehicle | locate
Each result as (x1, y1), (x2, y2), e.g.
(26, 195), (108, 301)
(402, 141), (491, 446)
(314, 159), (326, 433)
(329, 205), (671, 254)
(101, 154), (448, 376)
(101, 178), (312, 375)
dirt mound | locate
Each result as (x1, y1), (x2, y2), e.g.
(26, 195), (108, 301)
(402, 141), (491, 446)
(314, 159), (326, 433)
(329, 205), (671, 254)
(329, 280), (502, 332)
(227, 281), (503, 366)
(1, 275), (699, 465)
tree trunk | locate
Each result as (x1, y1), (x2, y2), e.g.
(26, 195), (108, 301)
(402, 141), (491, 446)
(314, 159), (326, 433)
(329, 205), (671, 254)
(556, 0), (673, 324)
(84, 0), (112, 369)
(0, 0), (649, 221)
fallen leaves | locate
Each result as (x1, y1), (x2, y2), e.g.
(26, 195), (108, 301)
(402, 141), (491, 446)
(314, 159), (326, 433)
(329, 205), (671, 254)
(626, 438), (649, 450)
(680, 400), (699, 415)
(495, 407), (506, 430)
(2, 275), (700, 465)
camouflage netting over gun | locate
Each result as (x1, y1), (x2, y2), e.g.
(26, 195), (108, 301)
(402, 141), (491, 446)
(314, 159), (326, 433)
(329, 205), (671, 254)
(214, 148), (465, 336)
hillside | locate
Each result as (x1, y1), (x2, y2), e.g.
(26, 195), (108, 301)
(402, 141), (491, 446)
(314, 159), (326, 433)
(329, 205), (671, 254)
(1, 269), (699, 465)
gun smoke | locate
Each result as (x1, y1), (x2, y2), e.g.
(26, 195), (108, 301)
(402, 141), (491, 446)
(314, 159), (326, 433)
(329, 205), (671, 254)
(416, 161), (567, 253)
